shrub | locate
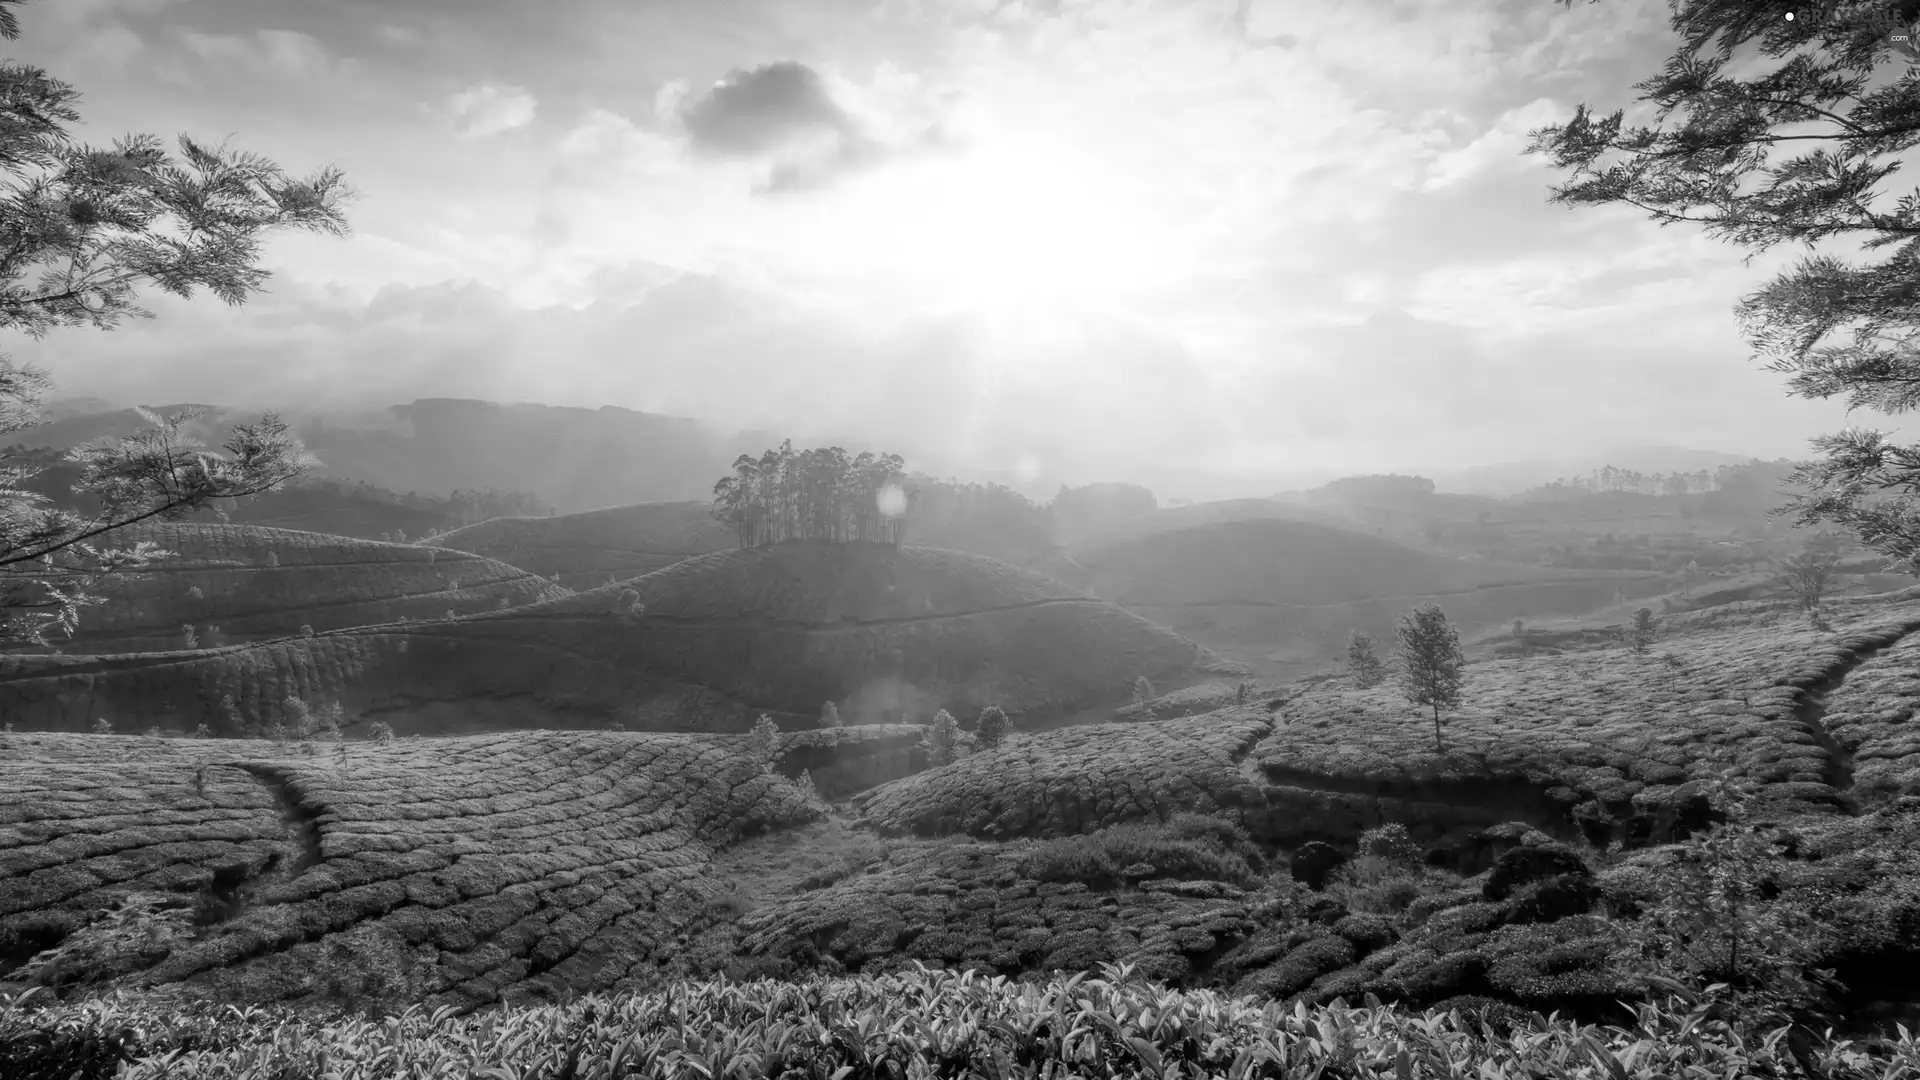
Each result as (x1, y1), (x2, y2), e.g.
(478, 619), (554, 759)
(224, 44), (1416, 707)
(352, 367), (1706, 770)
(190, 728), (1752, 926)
(90, 717), (111, 735)
(367, 720), (395, 744)
(218, 693), (250, 738)
(8, 967), (1920, 1080)
(1484, 844), (1590, 902)
(923, 710), (959, 766)
(314, 700), (344, 741)
(1358, 823), (1422, 866)
(1025, 816), (1260, 890)
(193, 723), (210, 739)
(186, 584), (204, 601)
(143, 726), (161, 739)
(265, 550), (279, 567)
(821, 701), (842, 728)
(179, 623), (197, 649)
(747, 714), (780, 772)
(300, 624), (314, 638)
(975, 705), (1011, 749)
(1330, 854), (1426, 915)
(1133, 675), (1154, 703)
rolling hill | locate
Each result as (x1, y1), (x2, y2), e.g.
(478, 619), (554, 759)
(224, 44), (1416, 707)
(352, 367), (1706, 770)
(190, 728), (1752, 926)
(1064, 518), (1666, 674)
(32, 524), (567, 654)
(420, 502), (734, 587)
(8, 586), (1920, 1032)
(1062, 497), (1362, 552)
(0, 543), (1241, 736)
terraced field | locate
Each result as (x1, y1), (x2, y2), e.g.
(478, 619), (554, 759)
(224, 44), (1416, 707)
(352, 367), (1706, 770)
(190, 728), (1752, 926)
(43, 524), (566, 653)
(1068, 518), (1666, 676)
(859, 588), (1920, 850)
(0, 544), (1239, 735)
(422, 502), (733, 587)
(855, 718), (1273, 839)
(8, 589), (1920, 1026)
(0, 731), (820, 1014)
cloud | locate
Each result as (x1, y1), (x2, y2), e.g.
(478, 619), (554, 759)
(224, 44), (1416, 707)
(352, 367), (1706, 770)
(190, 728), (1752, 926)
(446, 83), (537, 139)
(672, 60), (942, 193)
(173, 27), (341, 80)
(678, 61), (855, 157)
(1419, 97), (1565, 191)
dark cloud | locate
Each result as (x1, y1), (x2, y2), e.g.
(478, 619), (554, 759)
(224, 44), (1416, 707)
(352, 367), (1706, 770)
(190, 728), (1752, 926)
(679, 60), (855, 158)
(674, 59), (946, 194)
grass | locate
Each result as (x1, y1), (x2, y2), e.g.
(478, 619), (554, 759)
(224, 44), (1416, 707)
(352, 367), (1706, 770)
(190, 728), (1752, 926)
(423, 501), (733, 586)
(35, 523), (565, 654)
(0, 544), (1239, 737)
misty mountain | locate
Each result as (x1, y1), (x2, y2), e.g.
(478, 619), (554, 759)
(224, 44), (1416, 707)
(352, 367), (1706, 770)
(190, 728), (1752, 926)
(1421, 444), (1769, 496)
(17, 398), (759, 514)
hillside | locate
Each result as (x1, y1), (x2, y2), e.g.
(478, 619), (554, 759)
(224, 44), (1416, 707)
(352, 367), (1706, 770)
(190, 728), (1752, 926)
(421, 502), (734, 587)
(30, 524), (567, 654)
(1064, 497), (1362, 552)
(0, 543), (1239, 735)
(0, 730), (820, 1015)
(1065, 518), (1664, 674)
(7, 588), (1920, 1034)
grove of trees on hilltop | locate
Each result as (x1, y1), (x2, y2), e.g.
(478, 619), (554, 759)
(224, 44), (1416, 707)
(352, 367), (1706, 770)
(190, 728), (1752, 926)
(904, 474), (1054, 566)
(1310, 474), (1437, 503)
(0, 0), (351, 645)
(711, 440), (913, 547)
(1529, 0), (1920, 570)
(1515, 461), (1798, 501)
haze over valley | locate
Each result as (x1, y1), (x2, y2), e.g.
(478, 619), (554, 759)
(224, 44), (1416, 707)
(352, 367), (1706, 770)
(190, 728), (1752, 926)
(6, 0), (1920, 1075)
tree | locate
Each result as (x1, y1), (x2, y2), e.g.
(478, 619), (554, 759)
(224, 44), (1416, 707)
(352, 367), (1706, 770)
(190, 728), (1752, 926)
(711, 442), (913, 547)
(1346, 630), (1384, 688)
(1395, 604), (1465, 754)
(923, 709), (958, 766)
(0, 1), (350, 646)
(820, 701), (842, 729)
(1779, 548), (1839, 616)
(746, 714), (779, 773)
(1528, 0), (1920, 571)
(975, 704), (1010, 750)
(1629, 607), (1658, 653)
(1132, 675), (1154, 704)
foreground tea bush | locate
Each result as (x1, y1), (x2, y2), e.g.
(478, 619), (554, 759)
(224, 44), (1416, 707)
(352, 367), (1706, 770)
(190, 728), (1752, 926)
(6, 965), (1918, 1080)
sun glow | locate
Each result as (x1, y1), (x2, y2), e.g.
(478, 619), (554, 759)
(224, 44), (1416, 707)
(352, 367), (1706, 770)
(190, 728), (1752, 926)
(796, 124), (1193, 321)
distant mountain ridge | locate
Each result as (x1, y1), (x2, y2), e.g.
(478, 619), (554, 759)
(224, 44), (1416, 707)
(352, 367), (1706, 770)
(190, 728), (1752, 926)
(15, 398), (757, 514)
(1422, 445), (1770, 496)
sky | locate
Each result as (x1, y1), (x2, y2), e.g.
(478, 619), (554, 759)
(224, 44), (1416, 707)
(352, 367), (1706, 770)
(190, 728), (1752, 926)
(0, 0), (1893, 495)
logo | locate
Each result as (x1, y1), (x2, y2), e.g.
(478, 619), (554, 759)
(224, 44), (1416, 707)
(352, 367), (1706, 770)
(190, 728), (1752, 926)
(1870, 4), (1920, 62)
(1898, 27), (1920, 61)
